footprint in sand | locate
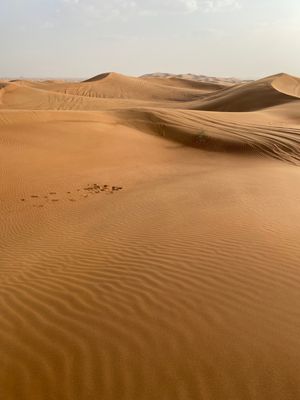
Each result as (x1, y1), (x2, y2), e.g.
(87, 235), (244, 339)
(19, 184), (123, 206)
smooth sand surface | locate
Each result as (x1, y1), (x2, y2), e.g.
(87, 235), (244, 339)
(1, 72), (300, 400)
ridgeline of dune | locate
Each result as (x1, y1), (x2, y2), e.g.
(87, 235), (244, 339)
(185, 73), (300, 112)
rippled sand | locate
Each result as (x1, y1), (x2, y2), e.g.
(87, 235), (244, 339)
(1, 73), (300, 399)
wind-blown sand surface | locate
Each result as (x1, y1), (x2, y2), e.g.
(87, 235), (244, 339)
(1, 72), (300, 400)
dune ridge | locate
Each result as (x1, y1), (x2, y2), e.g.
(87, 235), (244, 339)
(185, 73), (300, 112)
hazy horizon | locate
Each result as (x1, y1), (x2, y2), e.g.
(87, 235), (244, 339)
(1, 0), (300, 79)
(0, 71), (286, 81)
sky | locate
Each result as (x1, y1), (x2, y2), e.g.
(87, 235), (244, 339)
(0, 0), (300, 79)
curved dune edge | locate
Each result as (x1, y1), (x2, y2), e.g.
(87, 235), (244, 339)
(114, 107), (300, 164)
(1, 106), (300, 165)
(83, 71), (113, 82)
(186, 73), (300, 112)
(271, 73), (300, 98)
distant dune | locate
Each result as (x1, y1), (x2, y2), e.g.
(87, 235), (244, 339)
(1, 71), (300, 163)
(185, 73), (300, 112)
(1, 70), (300, 400)
(140, 72), (250, 84)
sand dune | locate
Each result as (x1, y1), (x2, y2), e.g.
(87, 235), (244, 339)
(46, 72), (203, 102)
(0, 75), (206, 111)
(1, 71), (300, 400)
(115, 106), (300, 163)
(141, 72), (249, 84)
(0, 81), (175, 111)
(141, 75), (228, 91)
(0, 82), (6, 104)
(271, 73), (300, 97)
(185, 73), (300, 112)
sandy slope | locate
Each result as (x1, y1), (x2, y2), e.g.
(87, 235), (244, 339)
(45, 72), (203, 101)
(184, 73), (300, 112)
(141, 75), (229, 91)
(1, 72), (300, 400)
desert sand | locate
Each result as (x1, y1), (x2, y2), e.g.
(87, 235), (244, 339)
(1, 72), (300, 400)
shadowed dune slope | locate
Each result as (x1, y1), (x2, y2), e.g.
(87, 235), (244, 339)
(1, 99), (300, 165)
(0, 83), (6, 104)
(186, 73), (300, 112)
(114, 106), (300, 164)
(83, 72), (112, 82)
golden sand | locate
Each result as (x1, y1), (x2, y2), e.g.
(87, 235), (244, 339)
(1, 72), (300, 399)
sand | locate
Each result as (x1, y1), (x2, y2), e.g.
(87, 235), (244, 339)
(1, 72), (300, 400)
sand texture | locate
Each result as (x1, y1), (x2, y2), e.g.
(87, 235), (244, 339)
(1, 72), (300, 400)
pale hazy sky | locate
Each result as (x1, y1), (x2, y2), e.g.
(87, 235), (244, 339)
(1, 0), (299, 79)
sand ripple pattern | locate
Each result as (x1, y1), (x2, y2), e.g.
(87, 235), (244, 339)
(2, 176), (300, 400)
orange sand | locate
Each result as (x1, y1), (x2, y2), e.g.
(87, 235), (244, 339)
(1, 72), (300, 400)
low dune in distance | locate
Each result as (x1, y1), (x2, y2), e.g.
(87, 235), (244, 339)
(1, 71), (300, 400)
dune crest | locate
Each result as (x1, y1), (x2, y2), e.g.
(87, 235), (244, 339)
(185, 73), (300, 112)
(83, 71), (118, 82)
(271, 73), (300, 98)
